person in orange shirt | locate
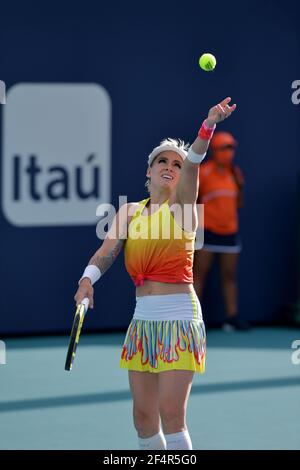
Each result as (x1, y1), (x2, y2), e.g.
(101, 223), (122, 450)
(193, 131), (250, 330)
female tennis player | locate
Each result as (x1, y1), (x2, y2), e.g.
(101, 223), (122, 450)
(74, 97), (236, 450)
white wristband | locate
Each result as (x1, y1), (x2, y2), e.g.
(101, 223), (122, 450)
(79, 265), (101, 286)
(187, 147), (206, 164)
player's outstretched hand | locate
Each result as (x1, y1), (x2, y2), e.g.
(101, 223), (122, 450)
(206, 97), (237, 126)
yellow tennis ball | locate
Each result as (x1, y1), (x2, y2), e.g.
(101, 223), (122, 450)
(199, 53), (217, 72)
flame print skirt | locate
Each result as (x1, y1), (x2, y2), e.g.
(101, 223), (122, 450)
(120, 292), (206, 374)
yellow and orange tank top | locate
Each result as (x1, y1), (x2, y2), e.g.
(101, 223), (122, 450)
(124, 197), (195, 286)
(198, 160), (244, 234)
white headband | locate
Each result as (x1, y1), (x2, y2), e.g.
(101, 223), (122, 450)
(147, 144), (187, 167)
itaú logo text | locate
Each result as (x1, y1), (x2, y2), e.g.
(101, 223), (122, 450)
(11, 154), (100, 201)
(2, 83), (111, 226)
(0, 340), (6, 365)
(0, 80), (6, 104)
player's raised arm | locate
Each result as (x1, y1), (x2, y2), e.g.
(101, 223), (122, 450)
(176, 97), (237, 205)
(74, 203), (130, 308)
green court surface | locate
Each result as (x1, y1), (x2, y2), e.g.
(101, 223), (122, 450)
(0, 328), (299, 450)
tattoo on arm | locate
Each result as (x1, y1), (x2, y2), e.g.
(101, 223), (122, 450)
(89, 210), (129, 275)
(89, 238), (125, 275)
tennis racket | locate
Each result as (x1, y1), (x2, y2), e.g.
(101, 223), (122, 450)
(65, 297), (89, 371)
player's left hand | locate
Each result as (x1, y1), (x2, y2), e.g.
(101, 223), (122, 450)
(206, 97), (237, 126)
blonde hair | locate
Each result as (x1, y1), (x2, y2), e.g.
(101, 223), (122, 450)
(145, 137), (189, 193)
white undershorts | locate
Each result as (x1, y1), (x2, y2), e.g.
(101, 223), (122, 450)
(133, 292), (203, 322)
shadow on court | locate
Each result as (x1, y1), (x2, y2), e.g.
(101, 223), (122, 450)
(0, 376), (299, 413)
(1, 328), (299, 450)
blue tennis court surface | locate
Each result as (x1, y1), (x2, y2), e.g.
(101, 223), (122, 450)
(0, 328), (299, 450)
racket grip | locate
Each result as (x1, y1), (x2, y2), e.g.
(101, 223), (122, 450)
(81, 297), (89, 312)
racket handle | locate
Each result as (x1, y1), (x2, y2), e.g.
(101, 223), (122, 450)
(81, 297), (89, 312)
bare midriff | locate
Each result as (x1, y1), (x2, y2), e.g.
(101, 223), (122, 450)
(136, 280), (194, 297)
